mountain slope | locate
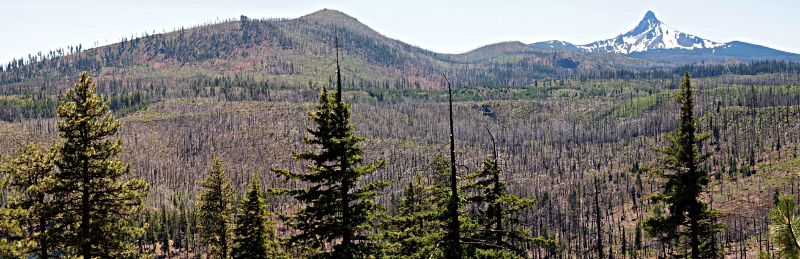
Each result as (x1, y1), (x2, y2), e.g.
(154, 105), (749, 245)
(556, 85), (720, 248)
(579, 11), (723, 54)
(528, 40), (582, 52)
(1, 9), (671, 96)
(530, 11), (800, 63)
(628, 41), (800, 63)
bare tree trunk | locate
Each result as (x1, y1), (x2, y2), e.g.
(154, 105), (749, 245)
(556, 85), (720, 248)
(445, 75), (461, 259)
(595, 176), (604, 259)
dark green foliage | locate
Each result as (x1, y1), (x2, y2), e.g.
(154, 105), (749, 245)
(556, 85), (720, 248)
(161, 230), (170, 256)
(2, 143), (57, 258)
(382, 155), (551, 259)
(769, 195), (800, 258)
(0, 83), (155, 123)
(51, 71), (149, 259)
(379, 158), (451, 258)
(103, 89), (153, 118)
(0, 98), (58, 122)
(461, 158), (546, 257)
(144, 209), (161, 254)
(774, 189), (781, 205)
(635, 223), (643, 256)
(231, 173), (287, 259)
(643, 71), (725, 259)
(271, 83), (390, 258)
(674, 60), (800, 78)
(583, 60), (800, 81)
(197, 157), (234, 259)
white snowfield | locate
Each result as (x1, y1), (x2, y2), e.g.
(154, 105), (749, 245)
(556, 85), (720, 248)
(577, 11), (725, 54)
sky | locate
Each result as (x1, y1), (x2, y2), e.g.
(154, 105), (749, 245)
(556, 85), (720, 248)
(2, 0), (799, 65)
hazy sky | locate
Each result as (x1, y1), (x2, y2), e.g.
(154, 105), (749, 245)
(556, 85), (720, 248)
(2, 0), (799, 64)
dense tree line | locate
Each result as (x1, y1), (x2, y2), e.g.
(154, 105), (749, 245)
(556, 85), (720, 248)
(581, 60), (800, 81)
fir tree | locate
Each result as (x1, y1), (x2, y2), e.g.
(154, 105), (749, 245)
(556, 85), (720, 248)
(161, 230), (170, 258)
(380, 167), (449, 259)
(231, 173), (287, 259)
(145, 210), (159, 253)
(197, 157), (233, 259)
(461, 158), (545, 257)
(635, 223), (642, 258)
(769, 194), (800, 258)
(2, 143), (57, 258)
(643, 71), (725, 259)
(621, 229), (628, 258)
(51, 71), (149, 258)
(271, 37), (390, 259)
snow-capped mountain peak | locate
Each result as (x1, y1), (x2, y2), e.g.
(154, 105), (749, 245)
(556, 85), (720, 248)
(578, 11), (724, 54)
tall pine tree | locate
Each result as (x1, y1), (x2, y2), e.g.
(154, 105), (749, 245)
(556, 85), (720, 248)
(197, 157), (234, 259)
(51, 71), (149, 258)
(0, 159), (36, 257)
(643, 71), (725, 259)
(231, 172), (287, 259)
(2, 143), (58, 258)
(768, 194), (800, 258)
(271, 35), (389, 259)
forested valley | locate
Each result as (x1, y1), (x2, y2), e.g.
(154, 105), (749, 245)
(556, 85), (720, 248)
(2, 9), (800, 259)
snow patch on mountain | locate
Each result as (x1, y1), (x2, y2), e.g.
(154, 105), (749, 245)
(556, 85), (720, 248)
(529, 40), (581, 51)
(578, 11), (724, 54)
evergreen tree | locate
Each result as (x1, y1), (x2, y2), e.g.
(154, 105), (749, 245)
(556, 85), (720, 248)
(643, 71), (725, 259)
(51, 71), (149, 258)
(145, 210), (159, 253)
(635, 223), (642, 258)
(380, 164), (450, 258)
(2, 143), (57, 258)
(161, 230), (171, 258)
(183, 207), (193, 258)
(461, 158), (546, 257)
(271, 38), (390, 258)
(197, 157), (234, 259)
(172, 209), (185, 251)
(231, 172), (287, 259)
(0, 162), (36, 257)
(621, 229), (628, 258)
(769, 194), (800, 258)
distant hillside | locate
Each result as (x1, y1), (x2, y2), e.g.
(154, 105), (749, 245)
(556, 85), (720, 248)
(529, 40), (582, 51)
(627, 41), (800, 63)
(1, 9), (797, 124)
(0, 9), (673, 96)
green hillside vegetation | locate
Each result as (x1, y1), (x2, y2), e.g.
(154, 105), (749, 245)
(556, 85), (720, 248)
(1, 69), (798, 258)
(1, 8), (800, 259)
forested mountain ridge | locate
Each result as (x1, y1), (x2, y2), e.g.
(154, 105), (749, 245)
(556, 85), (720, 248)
(0, 9), (669, 93)
(1, 8), (800, 258)
(2, 9), (797, 125)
